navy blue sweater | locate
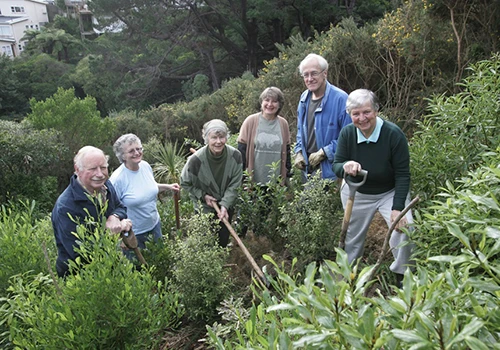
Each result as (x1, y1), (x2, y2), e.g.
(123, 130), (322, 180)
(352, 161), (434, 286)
(52, 175), (127, 276)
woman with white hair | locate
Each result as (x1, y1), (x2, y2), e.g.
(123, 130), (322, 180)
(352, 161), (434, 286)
(181, 119), (243, 247)
(333, 89), (414, 286)
(110, 134), (180, 256)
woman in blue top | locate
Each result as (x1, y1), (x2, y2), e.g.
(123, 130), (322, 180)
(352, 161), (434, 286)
(110, 134), (180, 256)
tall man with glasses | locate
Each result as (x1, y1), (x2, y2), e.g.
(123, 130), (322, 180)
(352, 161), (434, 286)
(52, 146), (132, 277)
(294, 53), (351, 183)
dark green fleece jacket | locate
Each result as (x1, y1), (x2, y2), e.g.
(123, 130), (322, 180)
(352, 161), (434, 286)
(333, 120), (410, 211)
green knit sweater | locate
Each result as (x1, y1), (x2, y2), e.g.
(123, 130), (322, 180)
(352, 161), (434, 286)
(332, 120), (410, 211)
(181, 145), (243, 212)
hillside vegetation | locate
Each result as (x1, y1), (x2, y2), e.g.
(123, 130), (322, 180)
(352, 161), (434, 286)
(0, 0), (499, 348)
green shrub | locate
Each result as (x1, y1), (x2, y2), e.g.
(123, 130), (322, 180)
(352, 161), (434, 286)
(0, 201), (56, 294)
(279, 173), (344, 267)
(110, 108), (159, 144)
(234, 162), (291, 246)
(410, 54), (500, 202)
(0, 223), (184, 349)
(412, 149), (500, 261)
(208, 245), (500, 348)
(170, 212), (232, 321)
(0, 120), (66, 211)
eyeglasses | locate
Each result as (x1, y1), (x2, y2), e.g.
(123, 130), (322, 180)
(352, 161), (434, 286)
(127, 147), (143, 155)
(300, 69), (325, 79)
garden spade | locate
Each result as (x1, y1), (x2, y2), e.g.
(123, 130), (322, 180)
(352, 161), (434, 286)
(121, 229), (148, 266)
(339, 169), (368, 249)
(212, 202), (268, 287)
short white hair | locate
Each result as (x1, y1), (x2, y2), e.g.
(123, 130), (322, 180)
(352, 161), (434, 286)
(201, 119), (230, 144)
(346, 89), (379, 114)
(298, 53), (328, 74)
(74, 146), (109, 171)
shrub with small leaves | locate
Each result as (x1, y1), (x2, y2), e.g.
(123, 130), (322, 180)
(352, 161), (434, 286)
(279, 173), (344, 267)
(170, 212), (232, 321)
(0, 200), (56, 294)
(0, 223), (184, 349)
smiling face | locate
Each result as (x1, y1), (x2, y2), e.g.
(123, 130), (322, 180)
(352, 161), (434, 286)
(75, 150), (109, 194)
(300, 59), (327, 98)
(207, 130), (227, 156)
(261, 97), (280, 118)
(350, 102), (378, 138)
(122, 142), (143, 170)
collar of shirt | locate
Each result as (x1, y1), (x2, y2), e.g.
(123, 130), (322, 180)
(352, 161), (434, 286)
(357, 116), (384, 144)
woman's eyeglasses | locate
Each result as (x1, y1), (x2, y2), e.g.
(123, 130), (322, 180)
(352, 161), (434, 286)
(127, 147), (143, 155)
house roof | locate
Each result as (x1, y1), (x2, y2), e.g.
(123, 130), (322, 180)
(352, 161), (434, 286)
(26, 0), (50, 5)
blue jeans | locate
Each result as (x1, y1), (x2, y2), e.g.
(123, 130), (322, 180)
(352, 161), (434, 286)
(122, 221), (162, 261)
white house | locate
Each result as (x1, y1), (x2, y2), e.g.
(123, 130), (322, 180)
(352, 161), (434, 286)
(0, 0), (49, 57)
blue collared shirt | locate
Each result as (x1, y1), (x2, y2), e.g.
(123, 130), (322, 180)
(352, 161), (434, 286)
(357, 117), (384, 144)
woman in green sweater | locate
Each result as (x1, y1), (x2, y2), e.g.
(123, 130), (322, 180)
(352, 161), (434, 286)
(333, 89), (414, 284)
(181, 119), (243, 247)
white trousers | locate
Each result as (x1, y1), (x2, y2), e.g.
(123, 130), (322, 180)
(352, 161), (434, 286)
(340, 183), (414, 274)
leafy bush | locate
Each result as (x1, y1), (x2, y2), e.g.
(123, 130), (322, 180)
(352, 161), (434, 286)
(410, 54), (500, 202)
(208, 244), (500, 348)
(0, 222), (184, 349)
(234, 163), (291, 246)
(27, 87), (116, 165)
(0, 201), (56, 294)
(0, 120), (66, 211)
(170, 212), (233, 321)
(413, 149), (500, 261)
(279, 173), (344, 267)
(110, 108), (160, 145)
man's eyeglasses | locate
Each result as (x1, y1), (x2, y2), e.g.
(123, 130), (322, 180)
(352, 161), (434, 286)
(300, 69), (325, 79)
(127, 147), (143, 155)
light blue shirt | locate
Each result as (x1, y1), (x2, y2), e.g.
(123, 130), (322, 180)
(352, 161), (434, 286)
(110, 161), (159, 235)
(357, 116), (384, 144)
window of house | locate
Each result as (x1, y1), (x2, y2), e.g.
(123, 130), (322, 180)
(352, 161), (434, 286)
(0, 26), (13, 36)
(1, 45), (14, 57)
(11, 6), (25, 13)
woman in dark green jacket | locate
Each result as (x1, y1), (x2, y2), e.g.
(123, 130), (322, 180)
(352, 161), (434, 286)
(333, 89), (414, 285)
(181, 119), (243, 247)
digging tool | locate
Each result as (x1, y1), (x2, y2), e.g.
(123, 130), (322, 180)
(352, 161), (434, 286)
(173, 191), (181, 229)
(212, 202), (268, 287)
(339, 169), (368, 249)
(121, 229), (148, 266)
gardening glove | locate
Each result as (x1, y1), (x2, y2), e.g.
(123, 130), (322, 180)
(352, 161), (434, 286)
(308, 148), (326, 168)
(294, 152), (306, 170)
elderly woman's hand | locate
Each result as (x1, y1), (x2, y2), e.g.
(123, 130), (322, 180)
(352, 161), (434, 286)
(391, 210), (408, 230)
(343, 161), (362, 176)
(218, 206), (229, 221)
(204, 194), (217, 208)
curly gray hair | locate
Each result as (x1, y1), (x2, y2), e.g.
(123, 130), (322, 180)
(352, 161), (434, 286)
(113, 133), (142, 163)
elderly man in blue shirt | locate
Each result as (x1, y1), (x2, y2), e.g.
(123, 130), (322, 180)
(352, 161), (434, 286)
(51, 146), (132, 278)
(294, 53), (351, 183)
